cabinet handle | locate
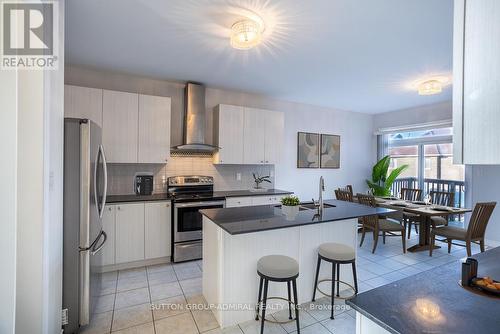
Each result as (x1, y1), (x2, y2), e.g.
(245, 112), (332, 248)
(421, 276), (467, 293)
(108, 207), (112, 211)
(166, 204), (170, 207)
(266, 161), (269, 163)
(220, 160), (223, 163)
(117, 206), (121, 210)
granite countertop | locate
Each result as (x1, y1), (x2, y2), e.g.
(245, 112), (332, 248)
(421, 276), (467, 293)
(106, 189), (293, 203)
(200, 199), (393, 235)
(347, 247), (500, 334)
(213, 189), (293, 198)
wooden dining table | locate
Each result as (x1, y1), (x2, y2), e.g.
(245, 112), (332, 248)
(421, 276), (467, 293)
(374, 197), (472, 252)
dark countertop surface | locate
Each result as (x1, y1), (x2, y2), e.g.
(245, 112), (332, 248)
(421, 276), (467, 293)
(106, 193), (172, 203)
(200, 199), (393, 235)
(347, 247), (500, 334)
(106, 189), (293, 203)
(213, 189), (293, 198)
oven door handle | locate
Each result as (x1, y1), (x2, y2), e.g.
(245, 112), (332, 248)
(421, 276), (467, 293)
(174, 201), (225, 208)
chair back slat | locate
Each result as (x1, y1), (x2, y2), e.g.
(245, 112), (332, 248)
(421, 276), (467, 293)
(430, 190), (454, 207)
(401, 188), (422, 201)
(335, 189), (353, 202)
(356, 193), (378, 229)
(467, 202), (496, 240)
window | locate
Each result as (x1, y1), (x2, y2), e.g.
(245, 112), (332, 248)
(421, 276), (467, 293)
(384, 127), (465, 208)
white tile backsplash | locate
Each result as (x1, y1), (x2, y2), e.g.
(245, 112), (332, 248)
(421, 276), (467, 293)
(107, 156), (274, 195)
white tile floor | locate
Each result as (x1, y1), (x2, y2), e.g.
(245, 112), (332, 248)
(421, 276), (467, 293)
(82, 230), (486, 334)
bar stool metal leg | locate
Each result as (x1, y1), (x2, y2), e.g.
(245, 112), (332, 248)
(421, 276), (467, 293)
(292, 279), (300, 333)
(352, 262), (359, 293)
(312, 256), (321, 302)
(331, 263), (335, 319)
(287, 281), (293, 320)
(260, 279), (269, 334)
(336, 263), (340, 297)
(256, 276), (263, 320)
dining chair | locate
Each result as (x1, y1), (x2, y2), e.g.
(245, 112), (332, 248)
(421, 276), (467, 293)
(400, 188), (422, 239)
(335, 189), (353, 202)
(357, 193), (406, 254)
(429, 190), (455, 227)
(429, 202), (496, 257)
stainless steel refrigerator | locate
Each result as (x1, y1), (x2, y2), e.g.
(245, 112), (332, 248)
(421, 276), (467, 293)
(63, 118), (108, 333)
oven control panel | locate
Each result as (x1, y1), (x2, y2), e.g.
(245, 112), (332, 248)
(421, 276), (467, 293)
(168, 175), (214, 186)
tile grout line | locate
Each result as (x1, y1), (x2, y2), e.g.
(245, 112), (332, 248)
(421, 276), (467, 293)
(145, 266), (157, 334)
(109, 273), (118, 333)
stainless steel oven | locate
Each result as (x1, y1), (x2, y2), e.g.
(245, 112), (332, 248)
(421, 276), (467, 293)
(173, 200), (224, 262)
(168, 175), (224, 262)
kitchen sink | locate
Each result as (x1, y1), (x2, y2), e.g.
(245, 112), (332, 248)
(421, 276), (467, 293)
(299, 202), (336, 210)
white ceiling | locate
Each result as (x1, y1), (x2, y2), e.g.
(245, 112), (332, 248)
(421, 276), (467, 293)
(65, 0), (454, 114)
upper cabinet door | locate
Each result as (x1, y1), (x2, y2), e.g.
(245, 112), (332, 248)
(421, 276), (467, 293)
(264, 110), (284, 164)
(102, 90), (139, 163)
(213, 104), (244, 164)
(454, 0), (500, 164)
(64, 85), (103, 127)
(243, 107), (266, 164)
(138, 95), (171, 163)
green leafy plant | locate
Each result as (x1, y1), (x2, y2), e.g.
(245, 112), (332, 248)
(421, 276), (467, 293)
(281, 195), (300, 207)
(366, 155), (408, 196)
(252, 173), (271, 189)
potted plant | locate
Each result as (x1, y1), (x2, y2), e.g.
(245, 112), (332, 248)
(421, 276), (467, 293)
(366, 155), (408, 196)
(280, 195), (300, 220)
(251, 173), (271, 192)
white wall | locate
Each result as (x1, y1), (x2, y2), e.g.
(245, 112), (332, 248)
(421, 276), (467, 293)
(0, 63), (18, 334)
(65, 66), (376, 201)
(373, 101), (452, 131)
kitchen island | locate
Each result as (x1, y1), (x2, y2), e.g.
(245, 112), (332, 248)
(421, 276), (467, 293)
(200, 200), (392, 328)
(347, 247), (500, 334)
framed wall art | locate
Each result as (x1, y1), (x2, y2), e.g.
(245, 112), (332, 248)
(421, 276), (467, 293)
(320, 134), (340, 168)
(297, 132), (320, 168)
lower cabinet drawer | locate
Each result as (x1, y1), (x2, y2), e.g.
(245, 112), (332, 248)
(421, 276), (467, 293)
(225, 196), (254, 207)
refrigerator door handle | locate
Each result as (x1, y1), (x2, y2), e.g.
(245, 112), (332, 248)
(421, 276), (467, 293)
(100, 145), (108, 218)
(91, 230), (107, 255)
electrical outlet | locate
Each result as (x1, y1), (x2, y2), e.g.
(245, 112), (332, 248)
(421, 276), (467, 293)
(236, 172), (242, 181)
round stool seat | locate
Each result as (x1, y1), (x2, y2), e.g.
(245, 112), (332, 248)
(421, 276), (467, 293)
(257, 255), (299, 279)
(318, 243), (355, 261)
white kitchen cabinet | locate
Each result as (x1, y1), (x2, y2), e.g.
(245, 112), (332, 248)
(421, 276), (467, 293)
(243, 107), (266, 164)
(225, 196), (254, 208)
(115, 203), (145, 264)
(138, 95), (171, 163)
(102, 90), (139, 163)
(64, 85), (103, 126)
(145, 201), (171, 259)
(101, 205), (116, 266)
(213, 104), (245, 164)
(264, 110), (284, 164)
(453, 0), (500, 164)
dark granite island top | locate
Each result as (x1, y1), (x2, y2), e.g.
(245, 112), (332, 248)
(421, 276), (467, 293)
(200, 199), (393, 235)
(347, 247), (500, 334)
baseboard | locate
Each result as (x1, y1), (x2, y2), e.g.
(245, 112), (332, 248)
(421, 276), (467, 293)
(485, 239), (500, 248)
(99, 256), (171, 273)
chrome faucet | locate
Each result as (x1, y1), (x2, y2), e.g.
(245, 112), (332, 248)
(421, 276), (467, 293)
(314, 176), (325, 214)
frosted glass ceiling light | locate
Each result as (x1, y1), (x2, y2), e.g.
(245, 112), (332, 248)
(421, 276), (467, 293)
(230, 18), (264, 50)
(418, 80), (442, 95)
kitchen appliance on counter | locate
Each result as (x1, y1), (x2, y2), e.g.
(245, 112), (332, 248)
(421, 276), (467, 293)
(168, 175), (225, 262)
(63, 118), (108, 333)
(134, 173), (154, 195)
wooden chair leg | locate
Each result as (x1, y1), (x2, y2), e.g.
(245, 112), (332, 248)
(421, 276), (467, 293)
(466, 241), (472, 257)
(359, 227), (366, 247)
(372, 230), (379, 254)
(312, 256), (321, 302)
(447, 239), (452, 253)
(480, 239), (485, 253)
(414, 223), (418, 234)
(407, 220), (412, 239)
(429, 232), (435, 257)
(401, 228), (406, 254)
(383, 231), (386, 244)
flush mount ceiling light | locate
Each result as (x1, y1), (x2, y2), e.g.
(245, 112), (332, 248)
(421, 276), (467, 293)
(413, 76), (450, 95)
(230, 17), (265, 50)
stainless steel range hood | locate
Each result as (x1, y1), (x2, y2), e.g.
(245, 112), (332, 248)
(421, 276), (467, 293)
(171, 82), (218, 154)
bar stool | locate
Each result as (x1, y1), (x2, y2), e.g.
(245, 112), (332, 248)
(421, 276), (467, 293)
(255, 255), (300, 334)
(311, 243), (358, 319)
